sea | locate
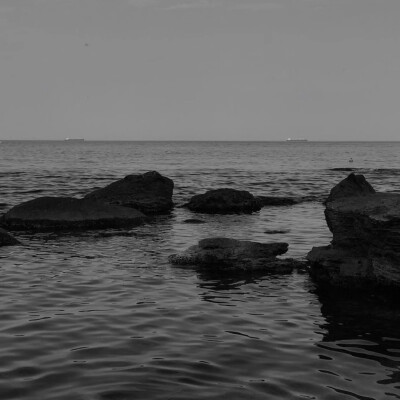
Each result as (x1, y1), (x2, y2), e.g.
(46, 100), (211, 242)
(0, 140), (399, 400)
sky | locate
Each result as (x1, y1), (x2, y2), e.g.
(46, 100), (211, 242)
(0, 0), (399, 141)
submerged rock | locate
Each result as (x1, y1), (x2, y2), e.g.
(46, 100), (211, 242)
(264, 229), (290, 234)
(0, 197), (146, 231)
(307, 173), (400, 288)
(0, 228), (21, 246)
(169, 237), (300, 273)
(184, 188), (261, 214)
(84, 171), (174, 214)
(329, 167), (356, 172)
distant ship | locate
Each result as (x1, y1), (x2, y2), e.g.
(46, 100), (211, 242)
(286, 138), (308, 142)
(64, 138), (84, 142)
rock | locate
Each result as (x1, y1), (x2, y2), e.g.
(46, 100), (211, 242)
(84, 171), (174, 214)
(169, 237), (298, 273)
(325, 173), (375, 203)
(255, 196), (298, 206)
(0, 197), (146, 231)
(0, 227), (21, 246)
(184, 188), (261, 214)
(307, 174), (400, 288)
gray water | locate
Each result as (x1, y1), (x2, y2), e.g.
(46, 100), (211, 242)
(0, 141), (399, 399)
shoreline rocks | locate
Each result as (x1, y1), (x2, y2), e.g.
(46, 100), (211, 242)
(0, 197), (146, 231)
(84, 171), (174, 215)
(169, 237), (303, 273)
(184, 188), (261, 214)
(307, 173), (400, 288)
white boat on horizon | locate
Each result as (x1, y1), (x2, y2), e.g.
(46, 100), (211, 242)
(64, 138), (85, 142)
(286, 138), (308, 142)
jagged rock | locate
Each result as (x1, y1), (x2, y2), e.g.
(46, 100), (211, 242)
(255, 196), (298, 206)
(84, 171), (174, 214)
(0, 228), (21, 246)
(0, 197), (146, 231)
(169, 237), (298, 273)
(325, 173), (375, 203)
(184, 188), (261, 214)
(307, 173), (400, 288)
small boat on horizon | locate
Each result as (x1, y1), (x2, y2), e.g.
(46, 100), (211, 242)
(286, 138), (308, 142)
(64, 138), (85, 142)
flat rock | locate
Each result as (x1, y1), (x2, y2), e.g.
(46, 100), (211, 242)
(0, 197), (146, 231)
(169, 237), (297, 273)
(0, 227), (21, 246)
(307, 174), (400, 288)
(184, 188), (261, 214)
(84, 171), (174, 214)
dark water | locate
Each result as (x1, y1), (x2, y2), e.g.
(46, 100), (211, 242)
(0, 141), (399, 399)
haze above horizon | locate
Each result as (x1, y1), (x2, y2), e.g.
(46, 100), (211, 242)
(1, 0), (399, 141)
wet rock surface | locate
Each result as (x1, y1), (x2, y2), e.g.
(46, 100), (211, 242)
(169, 237), (303, 273)
(0, 197), (146, 231)
(184, 188), (261, 214)
(84, 171), (174, 214)
(0, 227), (21, 246)
(307, 173), (400, 288)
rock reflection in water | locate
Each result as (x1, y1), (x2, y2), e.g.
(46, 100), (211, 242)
(314, 287), (400, 399)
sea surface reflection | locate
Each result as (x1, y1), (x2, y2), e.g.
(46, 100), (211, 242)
(1, 141), (400, 399)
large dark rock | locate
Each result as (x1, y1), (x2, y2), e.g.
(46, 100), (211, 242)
(169, 237), (301, 273)
(0, 228), (21, 246)
(184, 188), (261, 214)
(325, 172), (375, 203)
(307, 173), (400, 288)
(84, 171), (174, 214)
(0, 197), (146, 231)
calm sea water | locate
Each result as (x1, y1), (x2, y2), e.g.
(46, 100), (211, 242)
(0, 141), (399, 399)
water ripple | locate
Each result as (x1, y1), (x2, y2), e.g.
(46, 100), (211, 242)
(1, 141), (400, 399)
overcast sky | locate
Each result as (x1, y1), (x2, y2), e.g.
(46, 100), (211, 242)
(1, 0), (399, 141)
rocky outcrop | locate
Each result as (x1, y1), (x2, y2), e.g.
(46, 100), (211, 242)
(0, 228), (21, 246)
(307, 173), (400, 288)
(184, 188), (261, 214)
(325, 172), (375, 204)
(0, 197), (146, 231)
(84, 171), (174, 214)
(169, 237), (303, 273)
